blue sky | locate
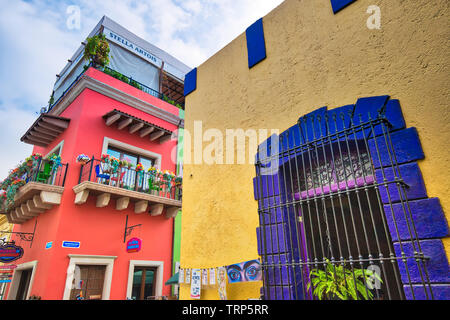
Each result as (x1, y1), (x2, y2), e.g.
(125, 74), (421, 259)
(0, 0), (284, 179)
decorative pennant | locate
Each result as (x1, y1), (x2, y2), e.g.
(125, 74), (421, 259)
(217, 267), (227, 300)
(179, 269), (185, 284)
(190, 269), (201, 299)
(185, 269), (191, 284)
(226, 259), (262, 283)
(209, 268), (216, 285)
(202, 269), (208, 286)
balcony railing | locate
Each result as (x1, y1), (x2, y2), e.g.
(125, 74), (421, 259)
(25, 158), (69, 187)
(47, 64), (184, 113)
(78, 158), (181, 202)
(1, 158), (68, 223)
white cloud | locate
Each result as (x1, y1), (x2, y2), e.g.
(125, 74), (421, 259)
(0, 0), (284, 180)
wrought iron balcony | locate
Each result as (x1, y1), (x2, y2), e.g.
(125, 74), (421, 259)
(1, 158), (68, 224)
(73, 157), (182, 218)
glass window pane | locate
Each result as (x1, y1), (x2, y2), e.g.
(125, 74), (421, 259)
(143, 269), (154, 299)
(107, 148), (121, 159)
(131, 270), (143, 300)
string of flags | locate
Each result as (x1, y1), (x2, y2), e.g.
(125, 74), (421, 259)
(178, 259), (262, 300)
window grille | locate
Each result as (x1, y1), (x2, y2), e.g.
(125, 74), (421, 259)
(255, 112), (433, 300)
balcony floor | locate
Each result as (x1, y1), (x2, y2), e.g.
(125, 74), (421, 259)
(72, 181), (181, 218)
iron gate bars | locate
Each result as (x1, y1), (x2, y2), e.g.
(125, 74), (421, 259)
(255, 110), (433, 300)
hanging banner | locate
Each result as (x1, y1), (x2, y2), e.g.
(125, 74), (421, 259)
(179, 269), (185, 284)
(209, 268), (216, 285)
(0, 243), (24, 263)
(202, 269), (208, 286)
(103, 27), (162, 68)
(185, 269), (191, 284)
(226, 259), (262, 283)
(190, 269), (201, 299)
(217, 267), (227, 300)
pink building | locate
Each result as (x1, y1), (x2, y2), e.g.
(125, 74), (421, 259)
(1, 17), (188, 300)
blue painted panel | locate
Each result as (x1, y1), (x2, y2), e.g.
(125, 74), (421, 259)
(384, 99), (406, 132)
(394, 239), (450, 284)
(351, 95), (390, 137)
(184, 68), (197, 96)
(256, 223), (288, 255)
(330, 0), (357, 14)
(368, 127), (424, 168)
(246, 18), (267, 68)
(404, 284), (450, 300)
(375, 162), (427, 203)
(384, 198), (449, 241)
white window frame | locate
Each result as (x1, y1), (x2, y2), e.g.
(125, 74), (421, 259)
(44, 139), (64, 158)
(62, 254), (117, 300)
(126, 260), (164, 300)
(102, 137), (162, 169)
(7, 260), (38, 300)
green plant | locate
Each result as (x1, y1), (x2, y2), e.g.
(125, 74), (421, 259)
(83, 34), (110, 68)
(48, 92), (55, 106)
(307, 260), (382, 300)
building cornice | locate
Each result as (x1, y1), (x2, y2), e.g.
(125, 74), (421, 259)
(49, 75), (184, 128)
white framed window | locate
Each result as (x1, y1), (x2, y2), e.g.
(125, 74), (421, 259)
(126, 260), (164, 300)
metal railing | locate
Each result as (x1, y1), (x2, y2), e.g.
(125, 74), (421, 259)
(78, 157), (181, 201)
(27, 158), (69, 187)
(46, 64), (184, 113)
(255, 113), (433, 300)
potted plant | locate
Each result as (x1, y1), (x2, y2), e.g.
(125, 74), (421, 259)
(76, 154), (90, 165)
(25, 156), (33, 167)
(135, 163), (144, 173)
(307, 259), (382, 300)
(83, 34), (110, 69)
(109, 157), (120, 174)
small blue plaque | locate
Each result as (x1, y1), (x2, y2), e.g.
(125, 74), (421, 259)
(62, 241), (81, 248)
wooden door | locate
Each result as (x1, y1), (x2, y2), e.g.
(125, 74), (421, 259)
(69, 265), (106, 300)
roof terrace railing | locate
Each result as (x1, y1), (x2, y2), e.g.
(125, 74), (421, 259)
(46, 64), (184, 113)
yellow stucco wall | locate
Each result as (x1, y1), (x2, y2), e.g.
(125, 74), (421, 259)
(180, 0), (450, 299)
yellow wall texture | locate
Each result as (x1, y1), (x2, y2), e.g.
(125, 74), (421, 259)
(180, 0), (450, 299)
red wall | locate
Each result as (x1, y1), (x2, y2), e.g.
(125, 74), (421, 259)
(8, 67), (180, 300)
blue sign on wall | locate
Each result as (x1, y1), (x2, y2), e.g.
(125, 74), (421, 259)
(62, 241), (81, 248)
(45, 241), (53, 249)
(0, 280), (11, 283)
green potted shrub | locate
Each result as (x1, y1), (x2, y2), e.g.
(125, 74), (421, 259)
(307, 259), (382, 300)
(83, 34), (110, 69)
